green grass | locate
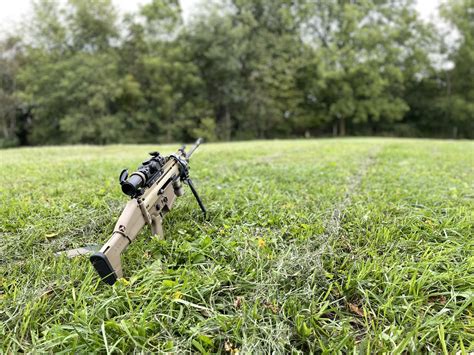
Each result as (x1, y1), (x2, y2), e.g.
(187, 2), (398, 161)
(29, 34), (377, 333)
(1, 138), (473, 353)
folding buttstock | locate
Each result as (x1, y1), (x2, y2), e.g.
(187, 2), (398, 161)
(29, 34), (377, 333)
(90, 199), (147, 284)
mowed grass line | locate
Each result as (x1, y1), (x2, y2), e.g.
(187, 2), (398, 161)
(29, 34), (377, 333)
(333, 141), (474, 352)
(0, 139), (472, 353)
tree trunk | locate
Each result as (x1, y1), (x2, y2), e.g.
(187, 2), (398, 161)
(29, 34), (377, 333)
(332, 121), (338, 136)
(223, 106), (231, 141)
(216, 105), (231, 141)
(339, 117), (346, 136)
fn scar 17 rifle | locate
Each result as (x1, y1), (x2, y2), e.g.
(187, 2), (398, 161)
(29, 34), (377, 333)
(90, 138), (206, 285)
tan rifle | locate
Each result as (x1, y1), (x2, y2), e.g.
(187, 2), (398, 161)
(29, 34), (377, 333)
(90, 138), (206, 285)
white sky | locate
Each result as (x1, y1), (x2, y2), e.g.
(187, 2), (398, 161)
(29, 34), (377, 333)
(0, 0), (201, 35)
(0, 0), (442, 34)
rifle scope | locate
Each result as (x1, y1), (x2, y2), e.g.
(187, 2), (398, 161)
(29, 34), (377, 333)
(121, 174), (145, 197)
(119, 152), (166, 197)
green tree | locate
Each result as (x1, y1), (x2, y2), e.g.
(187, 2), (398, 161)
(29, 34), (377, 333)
(120, 0), (210, 142)
(0, 36), (23, 146)
(67, 0), (119, 52)
(17, 0), (124, 144)
(302, 0), (431, 136)
(230, 0), (306, 139)
(186, 0), (306, 140)
(440, 0), (474, 137)
(184, 10), (245, 140)
(2, 0), (471, 145)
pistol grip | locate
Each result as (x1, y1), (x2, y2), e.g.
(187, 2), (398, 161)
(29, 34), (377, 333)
(151, 215), (164, 237)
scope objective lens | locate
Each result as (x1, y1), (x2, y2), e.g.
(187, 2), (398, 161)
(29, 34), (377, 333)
(121, 174), (144, 197)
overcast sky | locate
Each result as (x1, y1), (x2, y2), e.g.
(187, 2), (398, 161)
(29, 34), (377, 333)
(0, 0), (200, 33)
(0, 0), (445, 33)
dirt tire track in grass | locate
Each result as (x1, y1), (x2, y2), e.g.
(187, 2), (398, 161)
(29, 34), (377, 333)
(308, 145), (383, 298)
(324, 145), (382, 239)
(246, 145), (382, 334)
(240, 145), (385, 352)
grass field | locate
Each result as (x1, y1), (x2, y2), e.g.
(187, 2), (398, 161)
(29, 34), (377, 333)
(1, 138), (473, 353)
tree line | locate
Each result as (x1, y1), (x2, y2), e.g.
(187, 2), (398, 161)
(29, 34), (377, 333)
(0, 0), (472, 146)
